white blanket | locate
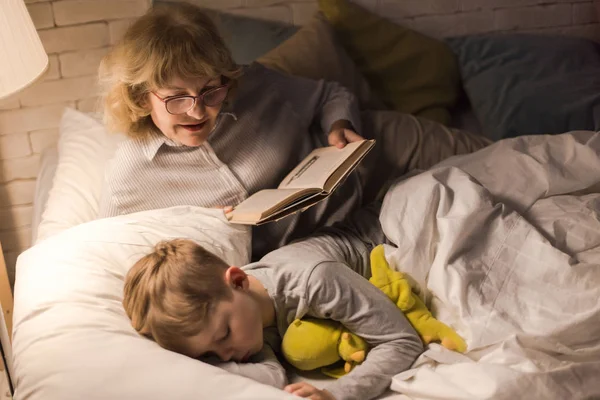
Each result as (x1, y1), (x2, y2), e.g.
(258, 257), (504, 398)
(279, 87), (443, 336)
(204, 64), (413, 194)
(380, 131), (600, 400)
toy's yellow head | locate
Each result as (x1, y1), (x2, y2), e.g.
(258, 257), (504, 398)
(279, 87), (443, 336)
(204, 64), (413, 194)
(282, 318), (369, 376)
(282, 318), (344, 371)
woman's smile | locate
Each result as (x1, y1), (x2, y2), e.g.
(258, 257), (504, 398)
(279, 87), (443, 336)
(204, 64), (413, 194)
(179, 120), (207, 132)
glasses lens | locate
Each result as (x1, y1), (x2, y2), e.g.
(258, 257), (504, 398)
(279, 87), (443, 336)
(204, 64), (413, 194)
(203, 86), (229, 107)
(166, 97), (194, 114)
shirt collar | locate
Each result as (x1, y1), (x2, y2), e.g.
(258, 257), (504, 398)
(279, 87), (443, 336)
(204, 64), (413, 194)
(141, 130), (170, 161)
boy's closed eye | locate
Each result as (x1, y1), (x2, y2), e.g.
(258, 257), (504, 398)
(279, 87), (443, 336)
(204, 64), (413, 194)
(218, 326), (231, 342)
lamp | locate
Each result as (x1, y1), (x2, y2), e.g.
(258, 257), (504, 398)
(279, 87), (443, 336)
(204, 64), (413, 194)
(0, 0), (49, 100)
(0, 1), (48, 395)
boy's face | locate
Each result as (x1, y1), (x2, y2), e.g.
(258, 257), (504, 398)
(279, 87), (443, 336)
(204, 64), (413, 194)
(183, 286), (265, 362)
(148, 75), (225, 147)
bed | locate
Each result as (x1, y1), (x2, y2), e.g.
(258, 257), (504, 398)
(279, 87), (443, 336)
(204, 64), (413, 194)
(12, 1), (600, 399)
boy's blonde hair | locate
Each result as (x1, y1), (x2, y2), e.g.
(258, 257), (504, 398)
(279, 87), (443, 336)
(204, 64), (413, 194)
(98, 2), (242, 139)
(123, 239), (232, 354)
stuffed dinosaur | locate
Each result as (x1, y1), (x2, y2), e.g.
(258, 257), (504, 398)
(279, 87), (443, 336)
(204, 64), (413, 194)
(281, 245), (467, 377)
(281, 318), (368, 378)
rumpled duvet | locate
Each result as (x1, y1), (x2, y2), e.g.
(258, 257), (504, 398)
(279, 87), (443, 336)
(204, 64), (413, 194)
(379, 131), (600, 400)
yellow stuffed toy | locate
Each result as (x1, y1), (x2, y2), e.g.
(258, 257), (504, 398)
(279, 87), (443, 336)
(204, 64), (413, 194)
(281, 245), (467, 377)
(281, 318), (368, 378)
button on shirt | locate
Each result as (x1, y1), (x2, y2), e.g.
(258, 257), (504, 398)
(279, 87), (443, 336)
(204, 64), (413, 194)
(99, 63), (364, 258)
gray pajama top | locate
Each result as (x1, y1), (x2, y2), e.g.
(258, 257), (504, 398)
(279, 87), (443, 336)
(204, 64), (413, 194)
(243, 204), (423, 400)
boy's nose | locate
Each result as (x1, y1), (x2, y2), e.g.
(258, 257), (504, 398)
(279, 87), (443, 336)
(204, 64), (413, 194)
(217, 347), (233, 362)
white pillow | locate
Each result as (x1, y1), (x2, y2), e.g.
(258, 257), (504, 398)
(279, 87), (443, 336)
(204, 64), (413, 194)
(36, 108), (125, 242)
(31, 145), (58, 242)
(13, 206), (295, 400)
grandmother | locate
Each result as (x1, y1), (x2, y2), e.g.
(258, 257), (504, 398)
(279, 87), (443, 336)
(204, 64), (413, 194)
(98, 2), (489, 259)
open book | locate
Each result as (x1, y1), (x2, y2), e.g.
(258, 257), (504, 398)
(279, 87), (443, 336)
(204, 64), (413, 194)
(229, 139), (375, 225)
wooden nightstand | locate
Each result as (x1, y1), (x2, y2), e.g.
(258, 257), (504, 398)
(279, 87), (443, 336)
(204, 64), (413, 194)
(0, 243), (12, 342)
(0, 243), (14, 398)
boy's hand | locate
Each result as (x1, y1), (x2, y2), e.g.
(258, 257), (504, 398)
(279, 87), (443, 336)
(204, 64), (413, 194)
(284, 382), (336, 400)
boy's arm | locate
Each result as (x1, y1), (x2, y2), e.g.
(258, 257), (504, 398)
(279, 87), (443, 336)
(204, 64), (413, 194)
(202, 330), (287, 389)
(305, 262), (424, 400)
(263, 202), (385, 280)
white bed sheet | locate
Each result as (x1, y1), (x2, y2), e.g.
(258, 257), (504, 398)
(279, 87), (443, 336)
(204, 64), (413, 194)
(380, 131), (600, 399)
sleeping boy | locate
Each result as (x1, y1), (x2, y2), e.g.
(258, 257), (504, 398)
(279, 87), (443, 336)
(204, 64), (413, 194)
(122, 203), (423, 400)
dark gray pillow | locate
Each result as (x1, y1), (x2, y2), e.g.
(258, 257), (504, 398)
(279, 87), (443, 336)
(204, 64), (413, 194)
(210, 12), (299, 65)
(154, 1), (299, 64)
(447, 34), (600, 141)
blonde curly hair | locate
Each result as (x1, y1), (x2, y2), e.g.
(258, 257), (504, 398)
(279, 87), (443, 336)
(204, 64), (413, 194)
(123, 239), (232, 354)
(99, 2), (242, 139)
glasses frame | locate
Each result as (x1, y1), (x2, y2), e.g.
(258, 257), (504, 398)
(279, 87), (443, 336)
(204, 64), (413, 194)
(151, 82), (231, 115)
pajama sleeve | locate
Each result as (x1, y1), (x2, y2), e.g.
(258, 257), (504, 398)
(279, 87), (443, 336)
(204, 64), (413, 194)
(305, 262), (423, 400)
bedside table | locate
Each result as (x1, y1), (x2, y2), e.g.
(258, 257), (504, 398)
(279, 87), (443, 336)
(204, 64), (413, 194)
(0, 243), (12, 341)
(0, 243), (14, 398)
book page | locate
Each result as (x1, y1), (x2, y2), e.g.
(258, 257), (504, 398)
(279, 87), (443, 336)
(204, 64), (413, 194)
(230, 188), (319, 223)
(254, 192), (330, 225)
(278, 140), (367, 190)
(322, 140), (374, 193)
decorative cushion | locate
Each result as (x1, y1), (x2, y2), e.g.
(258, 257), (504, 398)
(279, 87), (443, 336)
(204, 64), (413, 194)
(153, 1), (299, 65)
(318, 0), (461, 125)
(257, 12), (384, 110)
(204, 9), (299, 65)
(447, 34), (600, 141)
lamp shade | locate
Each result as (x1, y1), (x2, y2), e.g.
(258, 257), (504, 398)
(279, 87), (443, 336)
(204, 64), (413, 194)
(0, 0), (49, 100)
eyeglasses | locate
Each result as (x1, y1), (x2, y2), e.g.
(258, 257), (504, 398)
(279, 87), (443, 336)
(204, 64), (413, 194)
(151, 83), (230, 115)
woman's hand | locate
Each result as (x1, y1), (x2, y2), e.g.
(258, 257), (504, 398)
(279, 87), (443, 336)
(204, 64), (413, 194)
(328, 119), (364, 149)
(284, 382), (336, 400)
(213, 205), (234, 220)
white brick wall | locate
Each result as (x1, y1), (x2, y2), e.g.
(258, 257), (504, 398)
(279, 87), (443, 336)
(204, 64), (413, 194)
(52, 0), (149, 26)
(0, 0), (599, 285)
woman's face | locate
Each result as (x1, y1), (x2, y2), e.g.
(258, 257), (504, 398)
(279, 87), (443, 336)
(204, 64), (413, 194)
(148, 75), (226, 147)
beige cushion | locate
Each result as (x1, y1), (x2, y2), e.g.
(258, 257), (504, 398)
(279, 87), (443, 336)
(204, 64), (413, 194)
(257, 12), (384, 110)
